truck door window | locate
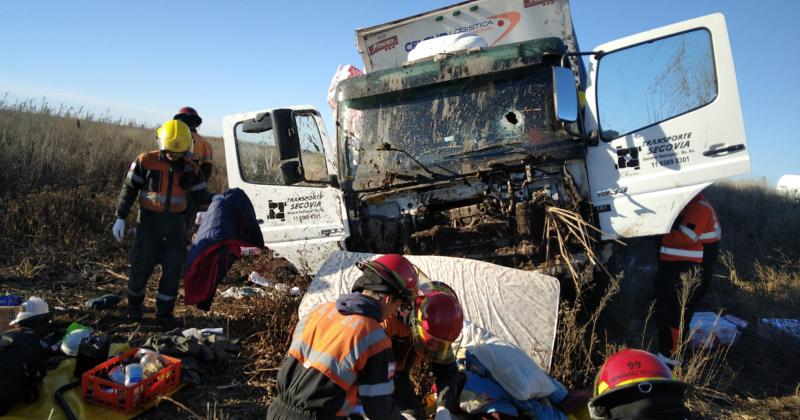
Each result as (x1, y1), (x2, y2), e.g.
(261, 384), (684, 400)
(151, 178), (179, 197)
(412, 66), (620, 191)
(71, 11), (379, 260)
(233, 122), (284, 185)
(295, 113), (328, 182)
(597, 29), (716, 140)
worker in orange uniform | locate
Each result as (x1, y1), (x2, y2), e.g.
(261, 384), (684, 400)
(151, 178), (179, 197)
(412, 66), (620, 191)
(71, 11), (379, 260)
(267, 255), (419, 420)
(654, 192), (721, 365)
(173, 106), (213, 243)
(358, 255), (465, 418)
(112, 119), (218, 326)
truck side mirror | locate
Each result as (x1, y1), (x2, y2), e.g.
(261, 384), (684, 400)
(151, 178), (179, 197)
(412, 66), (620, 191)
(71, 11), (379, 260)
(272, 108), (300, 161)
(552, 67), (578, 123)
(241, 112), (272, 133)
(280, 161), (303, 185)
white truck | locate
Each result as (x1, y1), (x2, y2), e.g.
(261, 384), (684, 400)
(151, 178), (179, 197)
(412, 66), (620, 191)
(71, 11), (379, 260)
(222, 0), (750, 275)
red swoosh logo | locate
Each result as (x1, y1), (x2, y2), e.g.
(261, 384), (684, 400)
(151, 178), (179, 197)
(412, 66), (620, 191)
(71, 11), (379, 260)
(489, 12), (521, 46)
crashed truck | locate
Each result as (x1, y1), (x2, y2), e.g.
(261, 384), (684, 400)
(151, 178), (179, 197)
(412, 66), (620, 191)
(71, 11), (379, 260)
(221, 0), (750, 367)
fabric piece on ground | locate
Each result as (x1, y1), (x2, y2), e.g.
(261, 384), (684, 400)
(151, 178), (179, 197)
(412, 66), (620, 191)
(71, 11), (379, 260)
(135, 329), (241, 385)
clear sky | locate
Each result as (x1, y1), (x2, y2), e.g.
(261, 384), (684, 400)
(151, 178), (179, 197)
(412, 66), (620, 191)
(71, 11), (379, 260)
(1, 1), (796, 184)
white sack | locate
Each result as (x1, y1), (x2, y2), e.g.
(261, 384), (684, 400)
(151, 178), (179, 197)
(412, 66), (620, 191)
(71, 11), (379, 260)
(689, 312), (740, 348)
(299, 251), (560, 370)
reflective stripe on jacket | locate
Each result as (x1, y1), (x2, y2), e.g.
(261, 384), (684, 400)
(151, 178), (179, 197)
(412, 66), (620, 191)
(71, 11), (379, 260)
(660, 193), (721, 263)
(127, 151), (204, 214)
(285, 300), (394, 417)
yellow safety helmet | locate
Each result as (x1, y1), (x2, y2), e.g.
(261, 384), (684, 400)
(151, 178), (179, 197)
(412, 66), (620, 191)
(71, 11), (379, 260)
(156, 119), (192, 153)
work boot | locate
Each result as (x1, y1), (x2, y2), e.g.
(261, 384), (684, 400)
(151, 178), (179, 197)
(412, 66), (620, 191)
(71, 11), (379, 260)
(126, 294), (144, 323)
(155, 298), (180, 329)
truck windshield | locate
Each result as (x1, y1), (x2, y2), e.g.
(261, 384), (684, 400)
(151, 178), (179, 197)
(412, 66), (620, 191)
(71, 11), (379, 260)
(337, 69), (571, 190)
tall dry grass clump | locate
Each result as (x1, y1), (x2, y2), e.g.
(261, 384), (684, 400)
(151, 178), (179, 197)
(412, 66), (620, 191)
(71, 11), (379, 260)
(0, 96), (227, 266)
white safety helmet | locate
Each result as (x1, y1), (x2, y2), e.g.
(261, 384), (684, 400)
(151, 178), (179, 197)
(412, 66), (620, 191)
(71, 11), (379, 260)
(10, 296), (49, 325)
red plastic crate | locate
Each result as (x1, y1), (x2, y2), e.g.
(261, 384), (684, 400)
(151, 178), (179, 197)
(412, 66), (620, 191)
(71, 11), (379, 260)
(81, 347), (182, 413)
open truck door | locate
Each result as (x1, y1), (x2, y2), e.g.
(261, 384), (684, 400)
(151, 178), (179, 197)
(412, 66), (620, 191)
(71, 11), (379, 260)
(223, 106), (347, 274)
(583, 14), (749, 239)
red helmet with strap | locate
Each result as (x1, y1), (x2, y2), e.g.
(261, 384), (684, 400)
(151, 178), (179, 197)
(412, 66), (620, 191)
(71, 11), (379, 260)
(589, 349), (690, 419)
(412, 281), (463, 353)
(356, 254), (419, 302)
(174, 106), (202, 129)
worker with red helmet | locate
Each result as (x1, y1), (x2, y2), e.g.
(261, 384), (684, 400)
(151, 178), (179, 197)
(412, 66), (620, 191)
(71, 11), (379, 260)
(359, 255), (465, 418)
(174, 106), (213, 243)
(588, 348), (691, 419)
(268, 254), (419, 420)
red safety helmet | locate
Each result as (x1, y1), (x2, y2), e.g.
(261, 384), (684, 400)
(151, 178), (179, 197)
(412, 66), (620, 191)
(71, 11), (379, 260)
(589, 349), (690, 419)
(412, 282), (464, 353)
(174, 106), (202, 128)
(356, 254), (419, 302)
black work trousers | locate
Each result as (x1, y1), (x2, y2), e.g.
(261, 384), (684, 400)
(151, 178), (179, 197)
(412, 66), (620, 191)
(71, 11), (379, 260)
(127, 209), (186, 311)
(653, 243), (718, 355)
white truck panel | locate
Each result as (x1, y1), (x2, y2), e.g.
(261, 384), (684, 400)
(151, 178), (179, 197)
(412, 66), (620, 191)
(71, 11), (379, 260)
(356, 0), (578, 72)
(583, 13), (750, 238)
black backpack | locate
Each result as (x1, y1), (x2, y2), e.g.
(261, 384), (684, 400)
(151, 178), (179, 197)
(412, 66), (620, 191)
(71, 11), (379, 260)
(0, 330), (47, 415)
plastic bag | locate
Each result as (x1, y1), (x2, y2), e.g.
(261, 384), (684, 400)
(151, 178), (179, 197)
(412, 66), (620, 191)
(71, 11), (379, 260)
(688, 312), (740, 348)
(327, 64), (364, 110)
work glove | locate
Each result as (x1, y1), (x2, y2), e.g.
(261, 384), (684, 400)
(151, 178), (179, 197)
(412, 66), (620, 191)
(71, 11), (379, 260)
(112, 218), (125, 242)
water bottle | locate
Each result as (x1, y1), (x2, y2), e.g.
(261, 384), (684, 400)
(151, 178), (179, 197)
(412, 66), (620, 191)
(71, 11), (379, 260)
(125, 363), (143, 386)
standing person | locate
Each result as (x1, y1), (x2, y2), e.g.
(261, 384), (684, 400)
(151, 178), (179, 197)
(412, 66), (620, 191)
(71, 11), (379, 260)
(111, 119), (217, 327)
(362, 255), (463, 418)
(267, 256), (419, 420)
(174, 106), (213, 242)
(654, 192), (721, 364)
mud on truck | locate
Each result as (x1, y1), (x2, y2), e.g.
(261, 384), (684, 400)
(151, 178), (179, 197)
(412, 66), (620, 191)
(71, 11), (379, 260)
(222, 0), (749, 279)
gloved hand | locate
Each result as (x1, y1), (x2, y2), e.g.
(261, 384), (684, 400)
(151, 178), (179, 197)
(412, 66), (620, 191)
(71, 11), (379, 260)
(112, 218), (125, 242)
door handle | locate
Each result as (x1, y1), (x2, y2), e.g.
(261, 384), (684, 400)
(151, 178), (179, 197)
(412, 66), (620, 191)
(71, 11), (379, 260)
(703, 144), (745, 156)
(257, 219), (265, 224)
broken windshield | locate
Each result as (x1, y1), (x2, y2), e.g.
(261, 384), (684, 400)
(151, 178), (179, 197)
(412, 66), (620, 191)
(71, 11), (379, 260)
(337, 68), (571, 191)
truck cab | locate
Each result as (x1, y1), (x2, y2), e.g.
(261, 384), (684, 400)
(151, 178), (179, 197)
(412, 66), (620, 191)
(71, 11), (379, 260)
(223, 0), (749, 274)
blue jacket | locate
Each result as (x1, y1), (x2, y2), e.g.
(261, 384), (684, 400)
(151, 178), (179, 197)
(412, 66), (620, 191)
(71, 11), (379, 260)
(183, 188), (264, 305)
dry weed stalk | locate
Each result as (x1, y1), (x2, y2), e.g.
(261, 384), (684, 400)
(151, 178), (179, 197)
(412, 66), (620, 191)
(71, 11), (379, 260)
(544, 206), (625, 294)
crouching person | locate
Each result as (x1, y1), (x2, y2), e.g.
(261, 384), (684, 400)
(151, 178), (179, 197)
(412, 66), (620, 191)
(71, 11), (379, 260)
(267, 261), (419, 420)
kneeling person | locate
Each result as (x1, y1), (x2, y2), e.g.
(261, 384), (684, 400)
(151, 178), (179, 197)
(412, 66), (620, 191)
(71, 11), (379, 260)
(267, 260), (418, 420)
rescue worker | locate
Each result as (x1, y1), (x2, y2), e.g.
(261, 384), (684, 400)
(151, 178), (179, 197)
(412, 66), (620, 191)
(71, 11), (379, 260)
(360, 255), (464, 418)
(588, 348), (691, 419)
(267, 255), (419, 420)
(111, 119), (217, 326)
(173, 106), (212, 243)
(654, 192), (721, 364)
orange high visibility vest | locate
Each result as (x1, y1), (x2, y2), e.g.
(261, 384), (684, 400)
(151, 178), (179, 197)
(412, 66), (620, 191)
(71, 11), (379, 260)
(288, 302), (392, 416)
(191, 132), (213, 165)
(132, 151), (202, 213)
(660, 194), (721, 263)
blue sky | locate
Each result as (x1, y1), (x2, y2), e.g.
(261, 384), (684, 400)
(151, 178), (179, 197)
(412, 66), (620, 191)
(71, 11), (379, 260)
(1, 1), (796, 184)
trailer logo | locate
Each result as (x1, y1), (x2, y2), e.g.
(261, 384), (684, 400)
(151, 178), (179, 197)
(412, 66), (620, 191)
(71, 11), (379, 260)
(524, 0), (554, 7)
(368, 36), (399, 56)
(268, 200), (286, 221)
(403, 12), (520, 52)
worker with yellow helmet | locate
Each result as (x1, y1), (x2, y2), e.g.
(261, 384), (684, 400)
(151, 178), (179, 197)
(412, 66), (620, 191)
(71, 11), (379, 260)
(112, 119), (219, 327)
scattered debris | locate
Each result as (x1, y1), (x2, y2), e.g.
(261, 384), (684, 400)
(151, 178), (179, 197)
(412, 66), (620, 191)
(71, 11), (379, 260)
(220, 286), (265, 299)
(248, 271), (272, 287)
